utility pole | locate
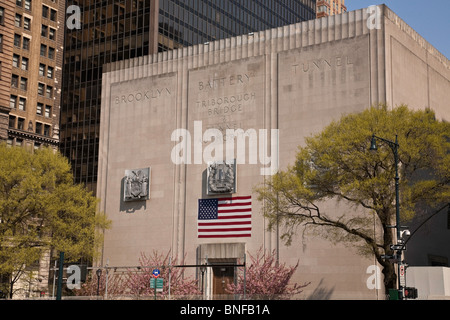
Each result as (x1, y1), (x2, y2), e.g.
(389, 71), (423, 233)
(370, 134), (405, 299)
(56, 252), (64, 300)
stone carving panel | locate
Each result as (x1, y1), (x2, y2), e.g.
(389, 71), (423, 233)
(206, 160), (236, 195)
(123, 168), (150, 201)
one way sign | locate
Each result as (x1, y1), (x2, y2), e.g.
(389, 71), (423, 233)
(390, 244), (406, 251)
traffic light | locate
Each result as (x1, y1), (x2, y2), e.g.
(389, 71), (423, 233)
(404, 287), (418, 299)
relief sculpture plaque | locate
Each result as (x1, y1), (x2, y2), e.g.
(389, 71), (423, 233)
(206, 160), (236, 195)
(123, 168), (150, 201)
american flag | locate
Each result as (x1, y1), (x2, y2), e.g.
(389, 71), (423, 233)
(197, 196), (252, 238)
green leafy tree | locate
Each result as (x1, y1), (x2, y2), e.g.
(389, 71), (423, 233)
(0, 144), (110, 298)
(256, 105), (450, 293)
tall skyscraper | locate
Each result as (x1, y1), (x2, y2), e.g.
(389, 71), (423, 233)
(0, 0), (66, 150)
(316, 0), (346, 18)
(60, 0), (317, 191)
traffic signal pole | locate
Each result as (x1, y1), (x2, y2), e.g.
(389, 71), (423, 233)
(56, 252), (64, 300)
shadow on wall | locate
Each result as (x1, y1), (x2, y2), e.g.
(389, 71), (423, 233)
(119, 176), (147, 213)
(307, 279), (335, 300)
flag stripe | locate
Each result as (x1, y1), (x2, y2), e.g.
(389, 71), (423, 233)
(198, 196), (252, 238)
(218, 208), (251, 213)
(219, 202), (252, 207)
(199, 221), (250, 226)
(199, 234), (251, 238)
(217, 215), (251, 220)
(198, 225), (252, 232)
(199, 223), (251, 228)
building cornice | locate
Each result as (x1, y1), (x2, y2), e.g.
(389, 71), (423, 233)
(8, 128), (59, 146)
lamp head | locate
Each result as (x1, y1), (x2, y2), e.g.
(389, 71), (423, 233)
(400, 229), (411, 240)
(369, 135), (377, 152)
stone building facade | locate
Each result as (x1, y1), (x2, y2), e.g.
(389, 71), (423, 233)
(61, 0), (316, 192)
(97, 5), (449, 299)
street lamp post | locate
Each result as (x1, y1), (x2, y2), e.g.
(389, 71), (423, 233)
(96, 268), (102, 298)
(200, 264), (206, 295)
(370, 134), (404, 299)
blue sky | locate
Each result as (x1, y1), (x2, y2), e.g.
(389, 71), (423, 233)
(345, 0), (450, 58)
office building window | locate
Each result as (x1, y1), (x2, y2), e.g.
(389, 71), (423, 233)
(35, 122), (42, 134)
(50, 9), (57, 21)
(42, 5), (49, 18)
(18, 97), (26, 111)
(47, 66), (54, 79)
(48, 47), (55, 59)
(43, 124), (51, 136)
(24, 0), (31, 11)
(11, 75), (19, 88)
(39, 63), (45, 76)
(14, 34), (21, 47)
(49, 28), (56, 40)
(13, 54), (20, 68)
(21, 57), (29, 70)
(15, 14), (22, 28)
(10, 95), (17, 109)
(9, 115), (16, 128)
(17, 118), (25, 130)
(37, 102), (43, 115)
(20, 77), (27, 90)
(0, 7), (4, 25)
(24, 17), (31, 30)
(22, 37), (30, 50)
(41, 25), (48, 37)
(46, 86), (53, 98)
(38, 82), (45, 95)
(40, 44), (47, 56)
(45, 105), (51, 118)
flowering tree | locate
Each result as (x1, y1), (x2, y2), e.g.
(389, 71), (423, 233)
(74, 270), (126, 298)
(226, 248), (310, 299)
(125, 251), (201, 299)
(76, 251), (200, 299)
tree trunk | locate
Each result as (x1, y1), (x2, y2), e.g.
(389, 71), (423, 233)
(382, 262), (397, 294)
(9, 281), (13, 299)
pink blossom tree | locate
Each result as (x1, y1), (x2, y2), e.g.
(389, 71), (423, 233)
(125, 251), (201, 299)
(75, 251), (200, 299)
(74, 270), (127, 298)
(226, 248), (310, 300)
